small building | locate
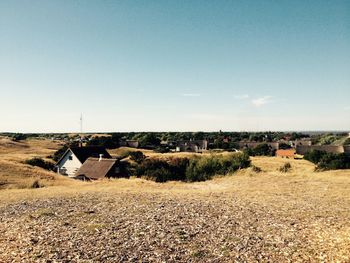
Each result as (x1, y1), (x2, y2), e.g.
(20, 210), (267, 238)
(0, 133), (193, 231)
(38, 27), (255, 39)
(74, 157), (126, 181)
(276, 149), (296, 158)
(292, 139), (312, 147)
(56, 146), (112, 177)
(175, 140), (208, 153)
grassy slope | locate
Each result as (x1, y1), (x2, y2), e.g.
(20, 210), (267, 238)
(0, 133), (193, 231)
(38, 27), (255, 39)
(1, 139), (350, 261)
(0, 137), (75, 189)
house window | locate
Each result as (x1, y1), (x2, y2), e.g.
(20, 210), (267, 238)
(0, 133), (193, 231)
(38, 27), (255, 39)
(69, 156), (73, 160)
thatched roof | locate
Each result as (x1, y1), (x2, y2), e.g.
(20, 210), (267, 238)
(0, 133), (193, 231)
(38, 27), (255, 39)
(74, 158), (118, 180)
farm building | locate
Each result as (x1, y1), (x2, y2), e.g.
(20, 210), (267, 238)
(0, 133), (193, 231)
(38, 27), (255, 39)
(56, 146), (112, 177)
(175, 140), (208, 153)
(276, 149), (296, 158)
(74, 157), (127, 181)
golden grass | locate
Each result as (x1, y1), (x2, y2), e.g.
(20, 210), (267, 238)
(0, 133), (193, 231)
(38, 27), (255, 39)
(1, 137), (350, 210)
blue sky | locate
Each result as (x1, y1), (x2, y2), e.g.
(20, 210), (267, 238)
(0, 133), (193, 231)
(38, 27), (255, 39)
(1, 0), (349, 132)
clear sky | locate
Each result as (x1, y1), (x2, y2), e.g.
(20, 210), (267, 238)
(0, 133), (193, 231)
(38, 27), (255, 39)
(1, 0), (349, 132)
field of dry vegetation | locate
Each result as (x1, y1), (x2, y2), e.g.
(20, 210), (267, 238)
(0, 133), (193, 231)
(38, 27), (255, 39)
(0, 137), (350, 262)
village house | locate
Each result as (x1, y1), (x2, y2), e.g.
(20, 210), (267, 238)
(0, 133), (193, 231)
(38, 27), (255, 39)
(292, 139), (312, 147)
(176, 140), (208, 153)
(74, 157), (126, 181)
(56, 146), (112, 177)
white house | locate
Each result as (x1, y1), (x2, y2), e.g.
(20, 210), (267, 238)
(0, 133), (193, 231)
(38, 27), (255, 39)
(56, 146), (112, 177)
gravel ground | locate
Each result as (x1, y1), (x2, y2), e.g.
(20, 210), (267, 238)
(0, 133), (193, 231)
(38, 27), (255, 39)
(1, 190), (350, 262)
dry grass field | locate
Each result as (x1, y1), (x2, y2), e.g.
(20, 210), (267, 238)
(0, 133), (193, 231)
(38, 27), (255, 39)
(0, 137), (350, 262)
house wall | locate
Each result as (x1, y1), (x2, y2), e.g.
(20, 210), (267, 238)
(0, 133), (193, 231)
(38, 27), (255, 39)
(57, 151), (82, 177)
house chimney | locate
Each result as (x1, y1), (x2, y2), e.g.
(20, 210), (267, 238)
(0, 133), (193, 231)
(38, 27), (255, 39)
(99, 154), (103, 161)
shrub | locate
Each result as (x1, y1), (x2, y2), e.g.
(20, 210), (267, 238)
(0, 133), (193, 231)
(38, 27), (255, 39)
(52, 145), (68, 162)
(134, 153), (250, 183)
(317, 153), (350, 171)
(25, 158), (54, 171)
(344, 138), (350, 145)
(304, 150), (350, 171)
(86, 136), (119, 149)
(129, 151), (146, 164)
(279, 162), (292, 173)
(244, 143), (275, 157)
(185, 153), (251, 182)
(304, 150), (325, 164)
(154, 146), (170, 153)
(252, 165), (262, 173)
(31, 180), (41, 188)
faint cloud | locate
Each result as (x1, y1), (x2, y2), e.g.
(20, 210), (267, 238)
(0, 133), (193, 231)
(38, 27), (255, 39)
(252, 96), (272, 107)
(234, 94), (249, 99)
(344, 106), (350, 111)
(182, 93), (201, 97)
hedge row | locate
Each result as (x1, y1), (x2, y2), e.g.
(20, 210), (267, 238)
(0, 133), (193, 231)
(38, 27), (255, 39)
(134, 153), (251, 182)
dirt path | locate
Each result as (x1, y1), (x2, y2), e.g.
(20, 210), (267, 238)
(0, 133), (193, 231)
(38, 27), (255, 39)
(1, 188), (349, 262)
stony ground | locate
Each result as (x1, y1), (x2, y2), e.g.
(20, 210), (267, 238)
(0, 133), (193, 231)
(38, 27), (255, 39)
(1, 188), (350, 262)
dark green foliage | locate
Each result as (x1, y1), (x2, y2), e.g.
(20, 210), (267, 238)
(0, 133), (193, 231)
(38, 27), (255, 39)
(344, 138), (350, 145)
(12, 133), (28, 141)
(279, 162), (292, 173)
(87, 136), (119, 149)
(245, 143), (275, 156)
(52, 145), (68, 162)
(135, 159), (177, 182)
(317, 153), (350, 170)
(31, 180), (41, 188)
(154, 146), (170, 153)
(185, 153), (251, 182)
(138, 133), (161, 148)
(304, 150), (325, 164)
(52, 142), (80, 162)
(304, 150), (350, 170)
(25, 158), (54, 171)
(129, 151), (146, 164)
(279, 143), (292, 149)
(252, 165), (262, 173)
(134, 153), (250, 183)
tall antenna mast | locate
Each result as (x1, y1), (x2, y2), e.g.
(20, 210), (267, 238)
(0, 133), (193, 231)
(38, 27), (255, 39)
(80, 113), (83, 134)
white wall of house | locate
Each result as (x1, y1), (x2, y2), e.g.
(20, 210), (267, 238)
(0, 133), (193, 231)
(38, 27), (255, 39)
(57, 151), (82, 177)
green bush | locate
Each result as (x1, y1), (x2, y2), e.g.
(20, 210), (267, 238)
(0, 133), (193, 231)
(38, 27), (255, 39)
(129, 151), (146, 164)
(185, 153), (251, 182)
(279, 162), (292, 173)
(25, 158), (54, 171)
(304, 150), (350, 171)
(135, 157), (189, 182)
(304, 150), (325, 164)
(252, 165), (262, 173)
(244, 143), (275, 157)
(344, 138), (350, 145)
(317, 153), (350, 171)
(133, 153), (250, 183)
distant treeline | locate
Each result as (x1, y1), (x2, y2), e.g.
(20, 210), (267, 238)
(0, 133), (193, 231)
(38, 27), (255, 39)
(2, 131), (349, 148)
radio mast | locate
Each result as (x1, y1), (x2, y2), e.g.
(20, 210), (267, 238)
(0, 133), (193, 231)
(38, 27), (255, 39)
(80, 113), (83, 134)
